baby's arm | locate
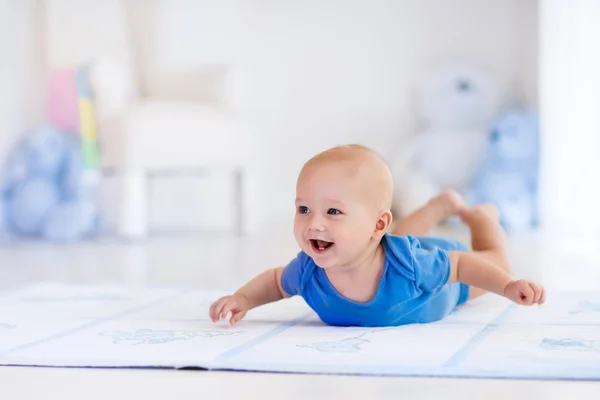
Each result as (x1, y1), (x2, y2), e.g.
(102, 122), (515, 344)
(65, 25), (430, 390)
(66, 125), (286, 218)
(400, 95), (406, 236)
(209, 267), (289, 324)
(236, 267), (289, 309)
(447, 252), (546, 305)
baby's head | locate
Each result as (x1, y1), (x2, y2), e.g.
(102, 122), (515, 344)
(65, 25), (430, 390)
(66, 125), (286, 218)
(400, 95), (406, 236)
(294, 144), (394, 269)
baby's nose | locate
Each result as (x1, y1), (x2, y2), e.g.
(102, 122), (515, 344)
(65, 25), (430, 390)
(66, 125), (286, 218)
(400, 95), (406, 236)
(307, 215), (325, 231)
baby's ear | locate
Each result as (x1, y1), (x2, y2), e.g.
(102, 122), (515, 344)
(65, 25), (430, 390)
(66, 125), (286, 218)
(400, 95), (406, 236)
(373, 209), (393, 239)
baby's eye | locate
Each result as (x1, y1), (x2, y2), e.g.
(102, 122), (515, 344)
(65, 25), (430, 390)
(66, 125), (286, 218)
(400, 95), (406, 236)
(298, 206), (309, 214)
(327, 208), (341, 215)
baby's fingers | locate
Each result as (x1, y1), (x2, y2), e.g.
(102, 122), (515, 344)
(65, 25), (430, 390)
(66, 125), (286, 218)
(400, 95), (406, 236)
(210, 298), (228, 322)
(519, 284), (535, 305)
(538, 286), (547, 305)
(209, 300), (220, 321)
(230, 309), (247, 325)
(531, 283), (544, 304)
(220, 301), (238, 320)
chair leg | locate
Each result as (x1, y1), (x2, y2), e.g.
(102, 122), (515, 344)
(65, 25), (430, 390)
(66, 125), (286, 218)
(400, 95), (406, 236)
(117, 168), (149, 239)
(234, 168), (260, 235)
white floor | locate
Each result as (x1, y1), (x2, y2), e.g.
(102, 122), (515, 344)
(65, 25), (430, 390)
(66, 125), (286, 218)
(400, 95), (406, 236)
(1, 222), (600, 399)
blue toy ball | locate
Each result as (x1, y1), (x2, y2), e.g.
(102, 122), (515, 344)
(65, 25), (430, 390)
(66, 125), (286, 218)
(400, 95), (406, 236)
(465, 110), (540, 233)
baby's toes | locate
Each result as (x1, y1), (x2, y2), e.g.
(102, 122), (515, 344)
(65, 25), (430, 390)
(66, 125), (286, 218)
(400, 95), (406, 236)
(437, 190), (467, 217)
(446, 190), (467, 213)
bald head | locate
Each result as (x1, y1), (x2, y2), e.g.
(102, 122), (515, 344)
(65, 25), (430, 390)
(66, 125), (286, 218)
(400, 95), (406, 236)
(299, 144), (394, 211)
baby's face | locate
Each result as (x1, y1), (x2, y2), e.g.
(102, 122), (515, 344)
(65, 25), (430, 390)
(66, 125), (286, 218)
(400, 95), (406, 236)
(294, 163), (379, 269)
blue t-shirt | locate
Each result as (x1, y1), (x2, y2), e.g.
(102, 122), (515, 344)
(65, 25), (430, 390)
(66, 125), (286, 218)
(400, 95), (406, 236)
(280, 233), (470, 327)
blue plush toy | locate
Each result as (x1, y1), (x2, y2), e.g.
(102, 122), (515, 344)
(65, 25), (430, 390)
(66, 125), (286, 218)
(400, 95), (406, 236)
(0, 126), (100, 241)
(464, 110), (540, 233)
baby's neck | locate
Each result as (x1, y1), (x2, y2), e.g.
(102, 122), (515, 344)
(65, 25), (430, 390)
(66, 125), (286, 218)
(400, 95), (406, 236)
(325, 242), (385, 303)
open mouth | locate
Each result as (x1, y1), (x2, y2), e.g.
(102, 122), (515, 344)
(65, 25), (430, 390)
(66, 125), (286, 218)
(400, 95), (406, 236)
(310, 239), (334, 254)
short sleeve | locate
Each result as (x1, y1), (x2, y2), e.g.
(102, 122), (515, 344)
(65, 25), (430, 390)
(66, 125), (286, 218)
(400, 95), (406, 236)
(280, 251), (310, 296)
(411, 245), (451, 292)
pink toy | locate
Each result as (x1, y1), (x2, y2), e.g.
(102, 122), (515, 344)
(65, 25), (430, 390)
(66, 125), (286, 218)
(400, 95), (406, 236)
(46, 66), (100, 172)
(47, 68), (80, 133)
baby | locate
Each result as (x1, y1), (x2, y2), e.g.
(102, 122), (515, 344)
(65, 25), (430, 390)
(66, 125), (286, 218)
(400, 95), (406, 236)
(209, 145), (546, 327)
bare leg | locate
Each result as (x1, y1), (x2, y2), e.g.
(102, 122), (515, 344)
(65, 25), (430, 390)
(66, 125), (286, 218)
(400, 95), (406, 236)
(459, 204), (511, 299)
(392, 190), (467, 236)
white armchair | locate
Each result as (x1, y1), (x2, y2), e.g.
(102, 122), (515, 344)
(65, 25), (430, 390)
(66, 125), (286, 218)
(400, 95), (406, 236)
(44, 0), (260, 239)
(95, 74), (260, 239)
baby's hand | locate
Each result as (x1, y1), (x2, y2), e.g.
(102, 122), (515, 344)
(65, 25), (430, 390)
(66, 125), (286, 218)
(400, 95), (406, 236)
(504, 280), (546, 306)
(209, 294), (250, 325)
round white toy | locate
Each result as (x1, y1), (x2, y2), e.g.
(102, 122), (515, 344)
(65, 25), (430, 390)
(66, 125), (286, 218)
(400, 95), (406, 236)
(390, 62), (501, 218)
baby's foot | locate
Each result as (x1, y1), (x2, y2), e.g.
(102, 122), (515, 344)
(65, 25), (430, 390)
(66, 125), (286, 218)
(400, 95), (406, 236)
(459, 203), (500, 224)
(431, 190), (468, 219)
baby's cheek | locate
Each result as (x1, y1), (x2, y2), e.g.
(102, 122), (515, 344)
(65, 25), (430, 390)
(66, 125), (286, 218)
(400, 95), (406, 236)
(339, 231), (365, 249)
(292, 220), (304, 235)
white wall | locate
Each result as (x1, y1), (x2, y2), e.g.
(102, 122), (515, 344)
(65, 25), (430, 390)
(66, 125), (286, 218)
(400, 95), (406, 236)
(538, 0), (600, 244)
(35, 0), (539, 232)
(147, 0), (538, 224)
(0, 0), (45, 163)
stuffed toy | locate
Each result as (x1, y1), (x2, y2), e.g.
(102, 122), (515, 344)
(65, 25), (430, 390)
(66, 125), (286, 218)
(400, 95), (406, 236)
(464, 110), (539, 233)
(0, 63), (103, 242)
(390, 62), (500, 218)
(0, 125), (100, 241)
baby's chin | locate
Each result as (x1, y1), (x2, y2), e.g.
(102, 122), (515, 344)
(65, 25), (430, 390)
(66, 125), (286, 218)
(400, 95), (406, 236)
(312, 259), (337, 269)
(307, 252), (342, 270)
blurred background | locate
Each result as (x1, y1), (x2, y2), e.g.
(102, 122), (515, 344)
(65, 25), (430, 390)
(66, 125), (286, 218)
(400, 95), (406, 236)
(0, 0), (598, 285)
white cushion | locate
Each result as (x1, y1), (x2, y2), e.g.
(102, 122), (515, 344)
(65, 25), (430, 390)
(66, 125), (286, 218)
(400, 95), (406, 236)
(100, 100), (252, 171)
